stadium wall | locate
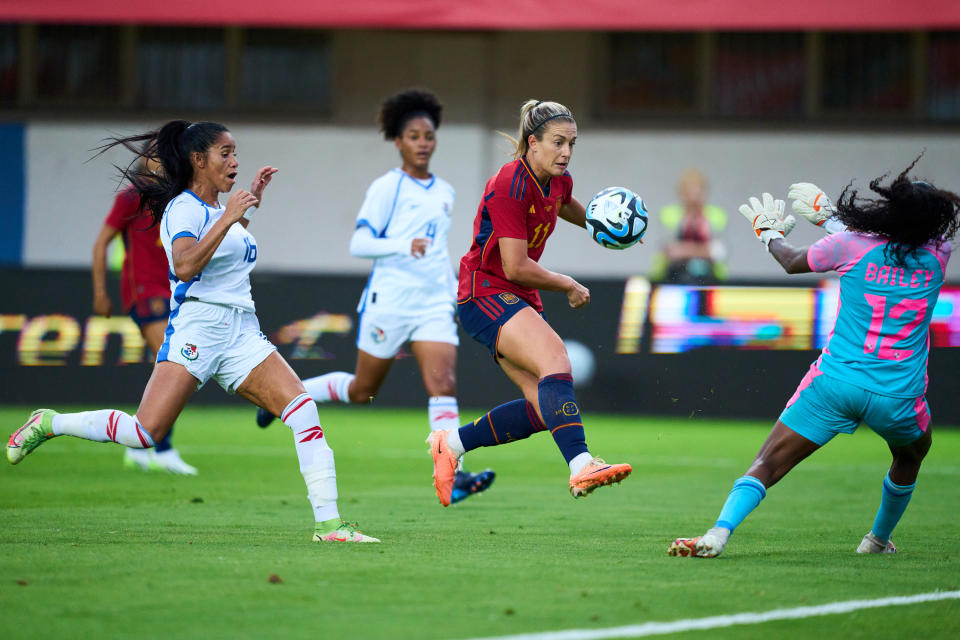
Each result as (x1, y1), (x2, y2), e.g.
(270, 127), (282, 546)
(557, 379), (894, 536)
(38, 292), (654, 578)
(2, 268), (958, 425)
(11, 120), (960, 281)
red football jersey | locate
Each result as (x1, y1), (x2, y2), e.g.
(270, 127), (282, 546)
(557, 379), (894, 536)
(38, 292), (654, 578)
(104, 187), (171, 310)
(457, 157), (573, 312)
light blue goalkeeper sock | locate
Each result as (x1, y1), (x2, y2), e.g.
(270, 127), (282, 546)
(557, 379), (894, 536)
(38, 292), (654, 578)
(715, 475), (767, 531)
(871, 472), (915, 542)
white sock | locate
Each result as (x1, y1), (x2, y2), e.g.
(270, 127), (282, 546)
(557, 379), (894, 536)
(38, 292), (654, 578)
(705, 526), (732, 546)
(281, 393), (339, 522)
(302, 372), (354, 404)
(568, 452), (594, 476)
(445, 428), (466, 458)
(429, 396), (463, 470)
(428, 396), (460, 430)
(52, 410), (155, 448)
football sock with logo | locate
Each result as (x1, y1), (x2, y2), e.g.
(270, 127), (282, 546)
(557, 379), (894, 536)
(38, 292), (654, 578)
(537, 374), (589, 465)
(52, 410), (156, 448)
(281, 393), (339, 522)
(430, 396), (463, 470)
(714, 475), (767, 532)
(456, 399), (547, 453)
(428, 396), (460, 431)
(302, 372), (355, 404)
(154, 424), (174, 453)
(870, 472), (915, 542)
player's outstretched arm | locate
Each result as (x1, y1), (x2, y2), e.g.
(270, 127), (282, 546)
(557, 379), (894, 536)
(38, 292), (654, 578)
(767, 238), (812, 274)
(499, 237), (589, 308)
(738, 192), (809, 274)
(788, 182), (847, 235)
(738, 192), (796, 250)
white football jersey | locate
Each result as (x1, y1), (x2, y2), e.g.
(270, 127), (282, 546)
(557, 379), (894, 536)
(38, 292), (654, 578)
(160, 190), (258, 313)
(353, 169), (457, 317)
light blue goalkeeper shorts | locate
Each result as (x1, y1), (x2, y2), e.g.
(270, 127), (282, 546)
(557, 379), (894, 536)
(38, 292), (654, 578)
(779, 371), (930, 447)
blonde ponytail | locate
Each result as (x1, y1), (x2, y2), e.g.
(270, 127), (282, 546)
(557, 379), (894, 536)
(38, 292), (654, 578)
(498, 99), (575, 159)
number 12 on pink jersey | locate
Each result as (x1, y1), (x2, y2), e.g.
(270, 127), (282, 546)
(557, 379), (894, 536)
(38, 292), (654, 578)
(863, 294), (928, 360)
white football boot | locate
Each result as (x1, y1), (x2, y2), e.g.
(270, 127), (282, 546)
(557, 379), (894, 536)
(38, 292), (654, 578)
(668, 527), (731, 558)
(151, 449), (198, 475)
(857, 532), (897, 554)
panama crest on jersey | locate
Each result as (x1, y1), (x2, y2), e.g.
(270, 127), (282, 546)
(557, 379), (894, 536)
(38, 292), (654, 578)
(370, 326), (387, 344)
(181, 343), (199, 361)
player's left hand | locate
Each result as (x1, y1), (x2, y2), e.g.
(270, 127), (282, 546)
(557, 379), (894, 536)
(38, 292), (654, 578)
(738, 192), (796, 249)
(410, 237), (431, 258)
(250, 166), (279, 203)
(788, 182), (834, 226)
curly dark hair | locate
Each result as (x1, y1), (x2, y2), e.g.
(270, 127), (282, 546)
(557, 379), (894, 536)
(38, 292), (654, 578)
(834, 154), (960, 266)
(377, 89), (442, 140)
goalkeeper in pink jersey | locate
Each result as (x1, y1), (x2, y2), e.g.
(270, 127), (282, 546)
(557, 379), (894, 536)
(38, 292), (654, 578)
(669, 156), (960, 558)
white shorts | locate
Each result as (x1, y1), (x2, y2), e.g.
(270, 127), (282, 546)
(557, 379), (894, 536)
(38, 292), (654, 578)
(158, 300), (277, 394)
(356, 309), (459, 359)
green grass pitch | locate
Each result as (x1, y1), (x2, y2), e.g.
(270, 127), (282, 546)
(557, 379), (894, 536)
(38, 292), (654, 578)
(1, 405), (958, 639)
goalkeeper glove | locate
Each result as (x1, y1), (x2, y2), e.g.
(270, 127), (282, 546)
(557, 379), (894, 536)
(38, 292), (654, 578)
(738, 192), (796, 250)
(787, 182), (847, 234)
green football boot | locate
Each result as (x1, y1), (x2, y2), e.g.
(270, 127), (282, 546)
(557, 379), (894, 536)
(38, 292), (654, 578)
(7, 408), (59, 465)
(313, 520), (380, 543)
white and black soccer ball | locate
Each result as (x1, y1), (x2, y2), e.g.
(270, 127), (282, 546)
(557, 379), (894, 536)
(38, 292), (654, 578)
(585, 186), (648, 250)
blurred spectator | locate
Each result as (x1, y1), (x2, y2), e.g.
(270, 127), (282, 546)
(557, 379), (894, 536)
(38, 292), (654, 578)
(652, 168), (728, 283)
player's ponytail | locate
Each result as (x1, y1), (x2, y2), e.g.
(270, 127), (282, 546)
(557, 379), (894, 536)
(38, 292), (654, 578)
(499, 99), (575, 159)
(834, 153), (960, 266)
(96, 120), (229, 225)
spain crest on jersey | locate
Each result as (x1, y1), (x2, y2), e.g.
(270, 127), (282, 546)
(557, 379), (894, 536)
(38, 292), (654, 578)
(498, 293), (520, 305)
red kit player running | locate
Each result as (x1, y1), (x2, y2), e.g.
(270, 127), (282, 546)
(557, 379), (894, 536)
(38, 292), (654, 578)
(427, 99), (632, 506)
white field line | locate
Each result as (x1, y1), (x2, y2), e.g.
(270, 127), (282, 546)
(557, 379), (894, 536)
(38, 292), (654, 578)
(462, 591), (960, 640)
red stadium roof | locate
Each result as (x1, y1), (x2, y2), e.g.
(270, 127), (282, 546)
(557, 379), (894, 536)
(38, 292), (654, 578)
(2, 0), (960, 30)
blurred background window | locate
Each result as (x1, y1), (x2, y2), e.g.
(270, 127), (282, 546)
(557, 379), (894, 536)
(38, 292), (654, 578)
(36, 25), (120, 104)
(821, 32), (913, 115)
(606, 32), (699, 114)
(137, 27), (225, 111)
(0, 24), (16, 104)
(713, 32), (805, 119)
(240, 29), (331, 112)
(926, 31), (960, 121)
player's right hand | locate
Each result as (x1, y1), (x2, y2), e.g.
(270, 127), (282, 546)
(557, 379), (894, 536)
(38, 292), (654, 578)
(566, 279), (590, 309)
(788, 182), (835, 227)
(738, 192), (796, 248)
(93, 291), (112, 318)
(225, 189), (259, 223)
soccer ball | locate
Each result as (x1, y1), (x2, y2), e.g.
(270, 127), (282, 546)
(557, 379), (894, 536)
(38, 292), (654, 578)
(585, 186), (648, 250)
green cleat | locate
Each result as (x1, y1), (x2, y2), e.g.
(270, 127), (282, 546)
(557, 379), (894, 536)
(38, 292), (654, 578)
(312, 521), (380, 543)
(7, 409), (59, 465)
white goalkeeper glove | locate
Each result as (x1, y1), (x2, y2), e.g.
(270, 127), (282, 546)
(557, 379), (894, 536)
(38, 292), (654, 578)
(787, 182), (847, 234)
(738, 192), (796, 250)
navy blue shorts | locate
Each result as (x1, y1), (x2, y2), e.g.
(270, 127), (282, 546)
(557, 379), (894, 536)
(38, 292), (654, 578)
(128, 296), (171, 328)
(457, 293), (540, 357)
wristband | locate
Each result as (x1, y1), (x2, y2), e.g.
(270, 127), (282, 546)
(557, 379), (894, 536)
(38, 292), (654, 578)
(758, 229), (783, 251)
(242, 205), (257, 221)
(821, 217), (847, 235)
